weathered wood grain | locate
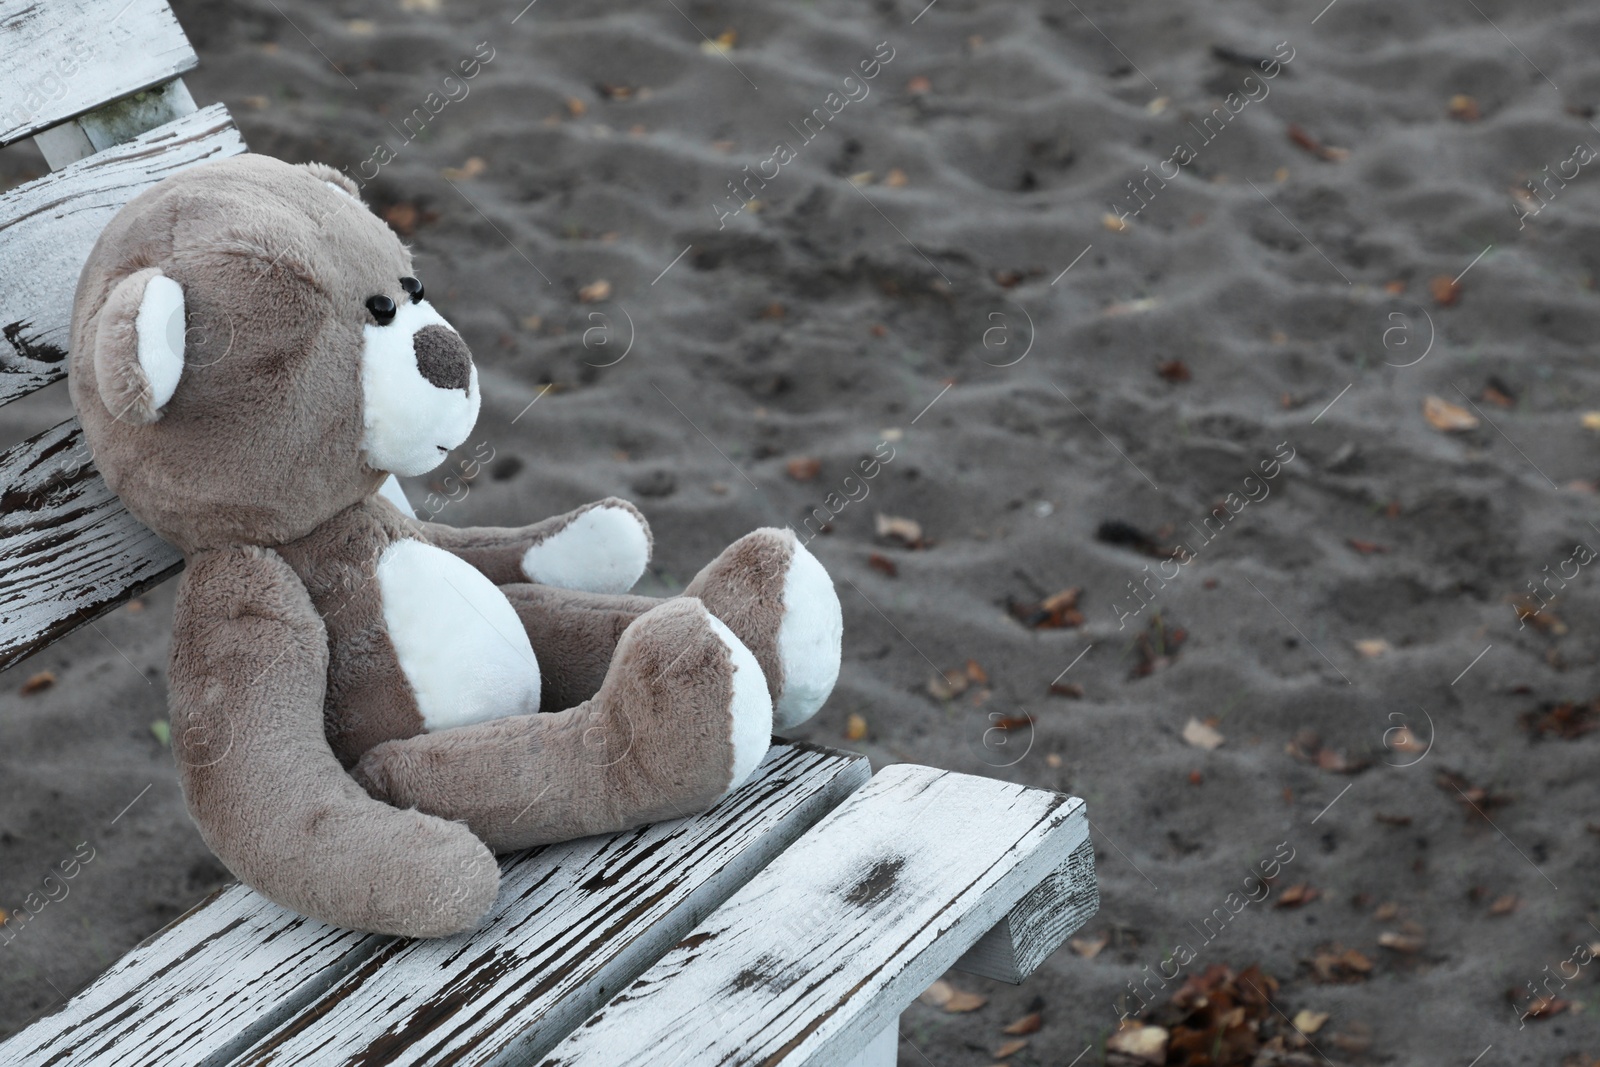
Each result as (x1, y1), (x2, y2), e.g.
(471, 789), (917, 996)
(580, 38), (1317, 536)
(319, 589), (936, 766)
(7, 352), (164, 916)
(0, 418), (182, 673)
(0, 103), (243, 410)
(0, 741), (868, 1067)
(33, 77), (197, 169)
(228, 741), (870, 1067)
(0, 883), (382, 1067)
(953, 835), (1098, 983)
(540, 765), (1092, 1067)
(0, 0), (198, 147)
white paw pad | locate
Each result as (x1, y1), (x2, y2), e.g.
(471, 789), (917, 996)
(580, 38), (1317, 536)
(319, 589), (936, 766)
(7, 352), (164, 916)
(521, 506), (649, 593)
(704, 613), (773, 795)
(774, 540), (843, 730)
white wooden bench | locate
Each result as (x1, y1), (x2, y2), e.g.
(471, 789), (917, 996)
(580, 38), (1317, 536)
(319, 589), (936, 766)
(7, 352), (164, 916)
(0, 3), (1099, 1063)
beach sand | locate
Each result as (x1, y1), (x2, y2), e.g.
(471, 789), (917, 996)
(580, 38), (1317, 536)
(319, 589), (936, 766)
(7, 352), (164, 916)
(3, 0), (1599, 1061)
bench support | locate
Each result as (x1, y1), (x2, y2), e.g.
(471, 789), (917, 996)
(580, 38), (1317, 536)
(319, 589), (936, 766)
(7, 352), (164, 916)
(842, 1024), (898, 1067)
(33, 77), (197, 169)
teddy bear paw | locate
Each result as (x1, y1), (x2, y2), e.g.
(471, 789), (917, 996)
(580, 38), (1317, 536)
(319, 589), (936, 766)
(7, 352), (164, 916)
(521, 499), (650, 593)
(684, 528), (842, 731)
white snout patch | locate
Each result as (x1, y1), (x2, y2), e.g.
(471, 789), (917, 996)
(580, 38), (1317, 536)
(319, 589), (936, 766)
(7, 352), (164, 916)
(703, 612), (772, 795)
(377, 538), (541, 731)
(360, 299), (480, 477)
(773, 539), (843, 730)
(134, 274), (186, 411)
(520, 505), (650, 593)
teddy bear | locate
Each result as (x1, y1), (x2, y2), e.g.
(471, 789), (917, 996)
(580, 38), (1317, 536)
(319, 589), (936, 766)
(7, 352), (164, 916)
(67, 153), (843, 938)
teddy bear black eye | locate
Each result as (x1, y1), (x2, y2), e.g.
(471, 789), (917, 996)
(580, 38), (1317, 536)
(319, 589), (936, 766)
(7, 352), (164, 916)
(366, 294), (397, 325)
(399, 277), (424, 304)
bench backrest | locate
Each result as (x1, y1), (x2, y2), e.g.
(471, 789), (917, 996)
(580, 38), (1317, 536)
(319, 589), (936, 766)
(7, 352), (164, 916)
(0, 0), (247, 671)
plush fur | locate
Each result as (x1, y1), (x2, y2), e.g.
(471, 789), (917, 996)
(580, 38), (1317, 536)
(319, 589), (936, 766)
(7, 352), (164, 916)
(67, 155), (844, 938)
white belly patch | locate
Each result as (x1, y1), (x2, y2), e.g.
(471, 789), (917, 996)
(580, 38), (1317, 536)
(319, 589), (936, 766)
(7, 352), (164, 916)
(376, 539), (541, 731)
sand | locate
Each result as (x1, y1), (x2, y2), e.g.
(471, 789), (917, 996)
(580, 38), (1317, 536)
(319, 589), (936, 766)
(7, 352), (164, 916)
(3, 0), (1599, 1062)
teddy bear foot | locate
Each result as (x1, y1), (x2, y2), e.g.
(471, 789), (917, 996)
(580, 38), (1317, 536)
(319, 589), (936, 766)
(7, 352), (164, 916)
(684, 528), (843, 731)
(353, 597), (772, 851)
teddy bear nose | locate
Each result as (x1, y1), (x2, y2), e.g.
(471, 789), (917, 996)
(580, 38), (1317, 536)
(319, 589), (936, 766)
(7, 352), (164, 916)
(413, 325), (473, 392)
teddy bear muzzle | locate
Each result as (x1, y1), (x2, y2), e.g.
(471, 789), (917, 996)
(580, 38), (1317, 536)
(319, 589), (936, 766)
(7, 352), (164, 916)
(414, 325), (472, 393)
(358, 296), (482, 477)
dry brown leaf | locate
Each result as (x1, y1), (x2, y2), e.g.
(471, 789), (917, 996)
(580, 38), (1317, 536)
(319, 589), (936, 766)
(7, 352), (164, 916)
(1490, 894), (1519, 916)
(906, 75), (932, 94)
(1048, 682), (1084, 698)
(1346, 538), (1387, 555)
(927, 669), (970, 700)
(1182, 717), (1225, 750)
(844, 713), (868, 741)
(1448, 94), (1481, 121)
(1068, 931), (1109, 958)
(1002, 1010), (1044, 1035)
(1430, 275), (1462, 306)
(1103, 212), (1131, 233)
(1106, 1023), (1168, 1064)
(1045, 752), (1063, 767)
(1423, 395), (1478, 431)
(1287, 123), (1350, 162)
(919, 980), (953, 1008)
(867, 552), (898, 577)
(785, 457), (821, 481)
(20, 670), (55, 695)
(875, 513), (925, 548)
(1374, 901), (1399, 921)
(1353, 638), (1391, 659)
(964, 659), (989, 685)
(1275, 883), (1321, 908)
(1292, 1009), (1330, 1034)
(885, 167), (909, 187)
(994, 1038), (1029, 1058)
(578, 278), (612, 303)
(943, 989), (987, 1013)
(1157, 359), (1191, 382)
(1377, 930), (1424, 953)
(441, 156), (487, 181)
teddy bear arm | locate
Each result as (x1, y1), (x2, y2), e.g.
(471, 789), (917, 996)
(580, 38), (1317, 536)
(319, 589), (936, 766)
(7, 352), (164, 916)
(415, 496), (652, 594)
(168, 547), (499, 937)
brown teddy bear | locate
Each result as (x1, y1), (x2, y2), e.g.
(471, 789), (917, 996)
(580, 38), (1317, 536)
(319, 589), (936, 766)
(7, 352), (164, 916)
(68, 154), (842, 938)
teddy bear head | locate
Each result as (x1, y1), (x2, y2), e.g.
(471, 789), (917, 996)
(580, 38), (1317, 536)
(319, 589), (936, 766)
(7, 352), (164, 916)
(69, 154), (480, 554)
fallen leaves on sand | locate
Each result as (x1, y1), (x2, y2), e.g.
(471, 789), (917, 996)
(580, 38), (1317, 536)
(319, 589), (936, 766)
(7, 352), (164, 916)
(1352, 638), (1391, 658)
(1286, 123), (1349, 162)
(785, 456), (821, 481)
(1346, 538), (1387, 554)
(1286, 729), (1369, 774)
(867, 552), (898, 577)
(564, 96), (588, 117)
(919, 979), (986, 1012)
(844, 713), (868, 741)
(1157, 359), (1191, 382)
(1275, 883), (1321, 908)
(1069, 931), (1109, 958)
(1103, 212), (1131, 232)
(927, 669), (969, 700)
(1049, 681), (1084, 698)
(1131, 614), (1186, 678)
(906, 75), (932, 94)
(1482, 377), (1517, 407)
(1125, 964), (1281, 1067)
(875, 513), (925, 549)
(1423, 395), (1477, 431)
(1520, 699), (1600, 739)
(699, 28), (737, 55)
(595, 82), (636, 101)
(1436, 770), (1511, 817)
(441, 156), (487, 181)
(382, 201), (438, 236)
(1306, 944), (1373, 983)
(1448, 94), (1482, 121)
(1517, 994), (1571, 1021)
(1009, 587), (1084, 630)
(885, 167), (909, 187)
(1429, 275), (1463, 306)
(1182, 717), (1225, 750)
(578, 278), (612, 303)
(1377, 930), (1424, 953)
(1106, 296), (1161, 315)
(1291, 1009), (1330, 1034)
(994, 1037), (1029, 1058)
(1002, 1008), (1045, 1034)
(1107, 1023), (1168, 1065)
(848, 170), (875, 187)
(1490, 894), (1519, 916)
(19, 670), (55, 695)
(1096, 520), (1173, 558)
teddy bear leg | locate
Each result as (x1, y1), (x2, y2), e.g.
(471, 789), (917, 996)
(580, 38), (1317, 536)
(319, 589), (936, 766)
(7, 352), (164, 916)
(497, 583), (660, 712)
(683, 528), (843, 730)
(353, 597), (772, 851)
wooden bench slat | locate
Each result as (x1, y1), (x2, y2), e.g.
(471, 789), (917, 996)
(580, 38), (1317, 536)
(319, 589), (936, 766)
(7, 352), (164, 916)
(0, 102), (243, 411)
(0, 0), (198, 148)
(226, 741), (869, 1067)
(540, 765), (1093, 1067)
(0, 417), (182, 673)
(952, 836), (1098, 984)
(0, 741), (868, 1067)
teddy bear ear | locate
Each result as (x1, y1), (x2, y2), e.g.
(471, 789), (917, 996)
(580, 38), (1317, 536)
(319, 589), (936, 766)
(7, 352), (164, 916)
(92, 267), (186, 424)
(298, 161), (363, 202)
